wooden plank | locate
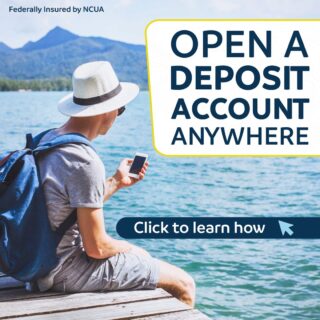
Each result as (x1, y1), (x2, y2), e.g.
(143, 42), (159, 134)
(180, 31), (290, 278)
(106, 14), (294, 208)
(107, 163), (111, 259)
(0, 288), (171, 319)
(14, 297), (190, 320)
(0, 288), (65, 302)
(0, 276), (24, 290)
(135, 309), (210, 319)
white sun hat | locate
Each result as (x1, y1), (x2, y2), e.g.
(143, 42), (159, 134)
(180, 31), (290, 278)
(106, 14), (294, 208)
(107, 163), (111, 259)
(58, 61), (139, 117)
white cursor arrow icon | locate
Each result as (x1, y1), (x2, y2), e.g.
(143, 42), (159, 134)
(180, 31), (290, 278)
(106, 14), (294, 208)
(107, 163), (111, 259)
(278, 220), (294, 236)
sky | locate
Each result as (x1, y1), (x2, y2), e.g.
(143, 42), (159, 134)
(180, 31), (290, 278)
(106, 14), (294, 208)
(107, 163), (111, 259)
(1, 0), (320, 48)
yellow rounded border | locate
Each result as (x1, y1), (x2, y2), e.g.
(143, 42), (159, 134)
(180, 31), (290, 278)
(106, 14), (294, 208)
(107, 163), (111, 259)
(145, 19), (320, 158)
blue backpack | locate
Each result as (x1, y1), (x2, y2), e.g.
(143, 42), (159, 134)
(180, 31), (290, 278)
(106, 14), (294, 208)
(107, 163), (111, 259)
(0, 128), (94, 282)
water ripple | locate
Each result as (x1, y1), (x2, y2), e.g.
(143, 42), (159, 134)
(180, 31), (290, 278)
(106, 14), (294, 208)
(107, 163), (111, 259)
(1, 91), (320, 319)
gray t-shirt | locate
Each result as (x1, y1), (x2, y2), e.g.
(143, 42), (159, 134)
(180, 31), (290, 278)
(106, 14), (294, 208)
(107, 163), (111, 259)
(35, 129), (106, 291)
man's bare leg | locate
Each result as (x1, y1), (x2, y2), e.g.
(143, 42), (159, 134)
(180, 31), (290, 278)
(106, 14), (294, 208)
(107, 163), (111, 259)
(155, 258), (196, 307)
(129, 244), (196, 307)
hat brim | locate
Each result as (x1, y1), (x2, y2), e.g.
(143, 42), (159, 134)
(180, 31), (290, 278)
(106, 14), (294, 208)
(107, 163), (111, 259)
(58, 82), (139, 117)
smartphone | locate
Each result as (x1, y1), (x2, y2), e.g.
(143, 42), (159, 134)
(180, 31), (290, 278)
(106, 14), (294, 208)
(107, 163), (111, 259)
(128, 153), (148, 179)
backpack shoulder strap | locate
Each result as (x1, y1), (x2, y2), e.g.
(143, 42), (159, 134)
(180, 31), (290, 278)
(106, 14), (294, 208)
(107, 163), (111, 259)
(32, 132), (96, 154)
(55, 209), (77, 235)
(26, 128), (55, 149)
(32, 132), (95, 235)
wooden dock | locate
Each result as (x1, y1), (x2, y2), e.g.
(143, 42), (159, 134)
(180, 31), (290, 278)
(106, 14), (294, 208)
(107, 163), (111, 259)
(0, 274), (209, 319)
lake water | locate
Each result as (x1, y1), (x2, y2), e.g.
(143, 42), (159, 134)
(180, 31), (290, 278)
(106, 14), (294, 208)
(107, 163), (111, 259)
(1, 91), (320, 319)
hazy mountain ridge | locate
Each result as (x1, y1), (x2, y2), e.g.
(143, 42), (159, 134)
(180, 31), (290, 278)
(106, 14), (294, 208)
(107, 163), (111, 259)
(0, 27), (147, 89)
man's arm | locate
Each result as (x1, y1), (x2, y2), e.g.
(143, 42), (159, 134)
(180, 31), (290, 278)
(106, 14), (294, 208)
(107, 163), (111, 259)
(103, 176), (121, 202)
(77, 207), (132, 258)
(77, 207), (150, 259)
(77, 158), (150, 260)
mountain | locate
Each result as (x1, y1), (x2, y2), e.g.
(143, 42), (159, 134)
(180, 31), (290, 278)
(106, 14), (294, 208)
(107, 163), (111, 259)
(0, 27), (147, 88)
(20, 27), (79, 52)
(0, 42), (12, 52)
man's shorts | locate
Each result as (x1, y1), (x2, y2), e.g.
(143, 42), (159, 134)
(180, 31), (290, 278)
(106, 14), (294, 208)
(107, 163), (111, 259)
(51, 250), (160, 293)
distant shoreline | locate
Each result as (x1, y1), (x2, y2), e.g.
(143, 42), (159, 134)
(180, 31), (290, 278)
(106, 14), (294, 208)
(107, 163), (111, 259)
(0, 78), (148, 91)
(0, 78), (71, 91)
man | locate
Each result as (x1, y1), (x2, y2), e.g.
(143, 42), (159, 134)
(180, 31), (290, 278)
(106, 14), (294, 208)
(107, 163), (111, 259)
(36, 61), (195, 307)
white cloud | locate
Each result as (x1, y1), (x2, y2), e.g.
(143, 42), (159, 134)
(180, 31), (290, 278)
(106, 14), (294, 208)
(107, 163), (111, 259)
(0, 0), (319, 48)
(177, 0), (320, 16)
(207, 0), (241, 13)
(115, 0), (135, 8)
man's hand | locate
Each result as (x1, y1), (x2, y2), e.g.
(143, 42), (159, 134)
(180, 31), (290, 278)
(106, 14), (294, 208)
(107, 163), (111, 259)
(103, 158), (148, 202)
(113, 158), (148, 189)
